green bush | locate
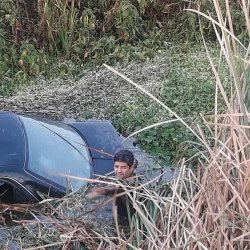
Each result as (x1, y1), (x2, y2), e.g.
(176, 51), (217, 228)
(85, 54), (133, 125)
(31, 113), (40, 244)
(0, 0), (246, 95)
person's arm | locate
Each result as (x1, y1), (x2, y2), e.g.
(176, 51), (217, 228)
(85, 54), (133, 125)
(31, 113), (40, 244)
(85, 186), (116, 200)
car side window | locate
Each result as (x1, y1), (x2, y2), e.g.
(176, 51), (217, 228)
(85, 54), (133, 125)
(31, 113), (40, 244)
(20, 116), (92, 191)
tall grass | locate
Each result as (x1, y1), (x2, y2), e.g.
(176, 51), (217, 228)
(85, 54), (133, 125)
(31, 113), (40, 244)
(38, 0), (79, 55)
(103, 0), (250, 249)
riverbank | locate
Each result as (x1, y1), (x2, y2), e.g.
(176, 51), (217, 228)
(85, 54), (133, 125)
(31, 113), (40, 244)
(0, 41), (227, 165)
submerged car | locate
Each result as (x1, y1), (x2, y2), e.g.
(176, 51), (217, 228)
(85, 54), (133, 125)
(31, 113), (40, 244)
(0, 111), (123, 203)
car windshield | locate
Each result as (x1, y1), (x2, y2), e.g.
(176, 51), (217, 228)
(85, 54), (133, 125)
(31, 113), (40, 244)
(20, 116), (92, 191)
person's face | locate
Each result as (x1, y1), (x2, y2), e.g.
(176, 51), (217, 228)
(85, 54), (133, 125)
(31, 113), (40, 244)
(114, 161), (134, 180)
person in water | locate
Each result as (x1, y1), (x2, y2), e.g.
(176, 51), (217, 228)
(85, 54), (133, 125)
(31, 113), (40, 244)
(86, 149), (139, 220)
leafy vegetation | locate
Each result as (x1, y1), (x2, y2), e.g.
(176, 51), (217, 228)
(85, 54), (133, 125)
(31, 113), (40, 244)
(0, 0), (247, 96)
(111, 43), (230, 165)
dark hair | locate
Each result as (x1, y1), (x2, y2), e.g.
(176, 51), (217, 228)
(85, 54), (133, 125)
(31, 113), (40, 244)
(114, 149), (135, 168)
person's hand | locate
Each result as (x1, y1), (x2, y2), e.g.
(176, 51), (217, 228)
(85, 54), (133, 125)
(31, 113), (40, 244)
(85, 188), (107, 200)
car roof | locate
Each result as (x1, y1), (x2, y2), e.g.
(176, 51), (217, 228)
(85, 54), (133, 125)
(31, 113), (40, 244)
(0, 112), (25, 168)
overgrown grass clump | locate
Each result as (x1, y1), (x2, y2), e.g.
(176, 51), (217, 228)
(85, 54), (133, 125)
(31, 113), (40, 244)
(0, 0), (247, 96)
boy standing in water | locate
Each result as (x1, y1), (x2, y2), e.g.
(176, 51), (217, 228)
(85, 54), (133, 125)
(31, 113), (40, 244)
(86, 149), (139, 220)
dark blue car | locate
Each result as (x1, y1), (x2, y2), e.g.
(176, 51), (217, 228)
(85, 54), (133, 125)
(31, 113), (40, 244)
(0, 112), (123, 203)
